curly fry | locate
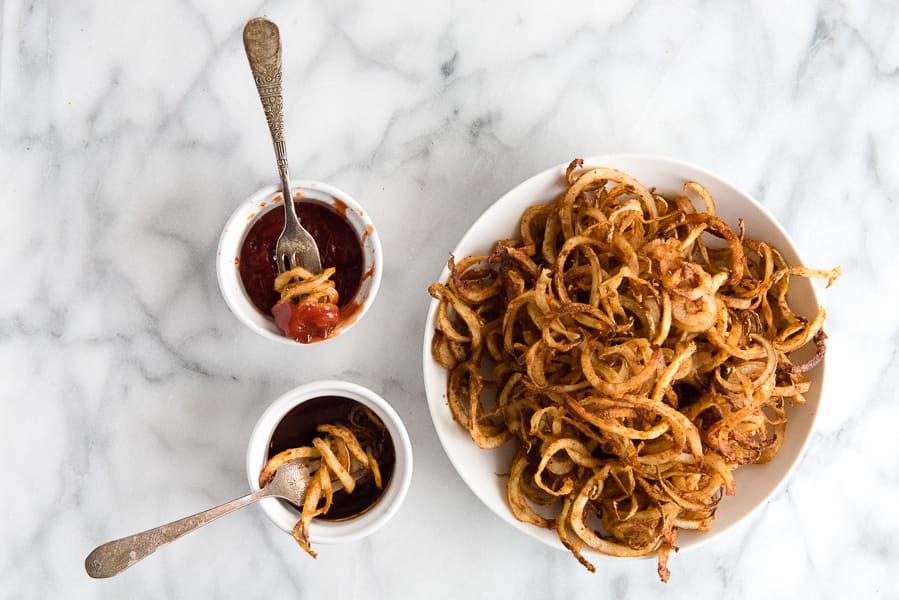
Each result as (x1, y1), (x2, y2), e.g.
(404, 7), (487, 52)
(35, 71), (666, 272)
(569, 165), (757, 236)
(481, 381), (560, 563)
(430, 160), (839, 581)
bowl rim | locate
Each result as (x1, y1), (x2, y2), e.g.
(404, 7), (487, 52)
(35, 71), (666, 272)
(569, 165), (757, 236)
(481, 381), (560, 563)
(245, 380), (413, 544)
(216, 179), (384, 345)
(421, 152), (827, 559)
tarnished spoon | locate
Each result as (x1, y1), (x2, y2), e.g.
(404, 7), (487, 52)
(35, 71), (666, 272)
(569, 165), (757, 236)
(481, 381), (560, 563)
(243, 17), (322, 274)
(84, 460), (314, 579)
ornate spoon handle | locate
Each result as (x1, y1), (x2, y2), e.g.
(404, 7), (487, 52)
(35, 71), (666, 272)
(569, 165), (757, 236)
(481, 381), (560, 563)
(84, 488), (270, 578)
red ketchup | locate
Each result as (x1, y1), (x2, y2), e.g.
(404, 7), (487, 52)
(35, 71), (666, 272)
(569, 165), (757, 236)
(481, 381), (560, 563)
(239, 201), (364, 343)
(272, 301), (340, 343)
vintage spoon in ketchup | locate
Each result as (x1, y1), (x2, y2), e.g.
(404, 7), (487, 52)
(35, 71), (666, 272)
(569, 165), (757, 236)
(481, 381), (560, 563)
(84, 460), (314, 578)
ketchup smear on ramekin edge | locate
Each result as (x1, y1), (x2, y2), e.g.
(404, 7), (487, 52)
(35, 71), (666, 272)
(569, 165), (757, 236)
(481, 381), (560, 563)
(239, 200), (364, 343)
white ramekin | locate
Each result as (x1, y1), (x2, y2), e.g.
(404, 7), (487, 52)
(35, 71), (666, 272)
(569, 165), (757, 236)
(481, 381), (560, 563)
(217, 180), (383, 344)
(245, 381), (413, 544)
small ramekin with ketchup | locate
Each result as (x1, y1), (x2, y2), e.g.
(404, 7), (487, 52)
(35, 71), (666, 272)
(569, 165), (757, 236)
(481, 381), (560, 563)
(217, 180), (382, 344)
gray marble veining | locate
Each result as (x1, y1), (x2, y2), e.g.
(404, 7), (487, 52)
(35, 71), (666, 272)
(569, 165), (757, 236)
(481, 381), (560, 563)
(1, 0), (897, 598)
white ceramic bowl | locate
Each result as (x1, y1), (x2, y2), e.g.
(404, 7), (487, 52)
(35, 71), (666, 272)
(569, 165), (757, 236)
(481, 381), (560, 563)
(246, 380), (413, 543)
(217, 180), (383, 344)
(422, 154), (826, 559)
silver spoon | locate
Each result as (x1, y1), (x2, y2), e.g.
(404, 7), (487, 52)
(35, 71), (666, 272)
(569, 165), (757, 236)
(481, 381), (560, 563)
(84, 460), (314, 578)
(243, 17), (322, 274)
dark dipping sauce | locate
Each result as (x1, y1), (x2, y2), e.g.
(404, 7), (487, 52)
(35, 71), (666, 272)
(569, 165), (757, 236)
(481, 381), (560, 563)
(239, 201), (364, 316)
(268, 396), (395, 520)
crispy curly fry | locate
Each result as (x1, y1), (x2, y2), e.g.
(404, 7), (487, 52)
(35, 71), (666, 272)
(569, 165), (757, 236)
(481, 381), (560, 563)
(258, 446), (320, 488)
(275, 266), (340, 305)
(271, 266), (342, 342)
(260, 422), (386, 559)
(429, 159), (839, 581)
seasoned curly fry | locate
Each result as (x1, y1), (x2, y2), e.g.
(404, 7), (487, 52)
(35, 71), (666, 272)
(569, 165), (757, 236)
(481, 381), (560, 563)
(259, 424), (385, 558)
(274, 266), (340, 305)
(271, 266), (341, 343)
(429, 160), (839, 581)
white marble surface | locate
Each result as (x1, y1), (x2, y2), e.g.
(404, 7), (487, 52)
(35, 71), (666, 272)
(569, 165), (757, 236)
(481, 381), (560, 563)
(1, 0), (897, 598)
